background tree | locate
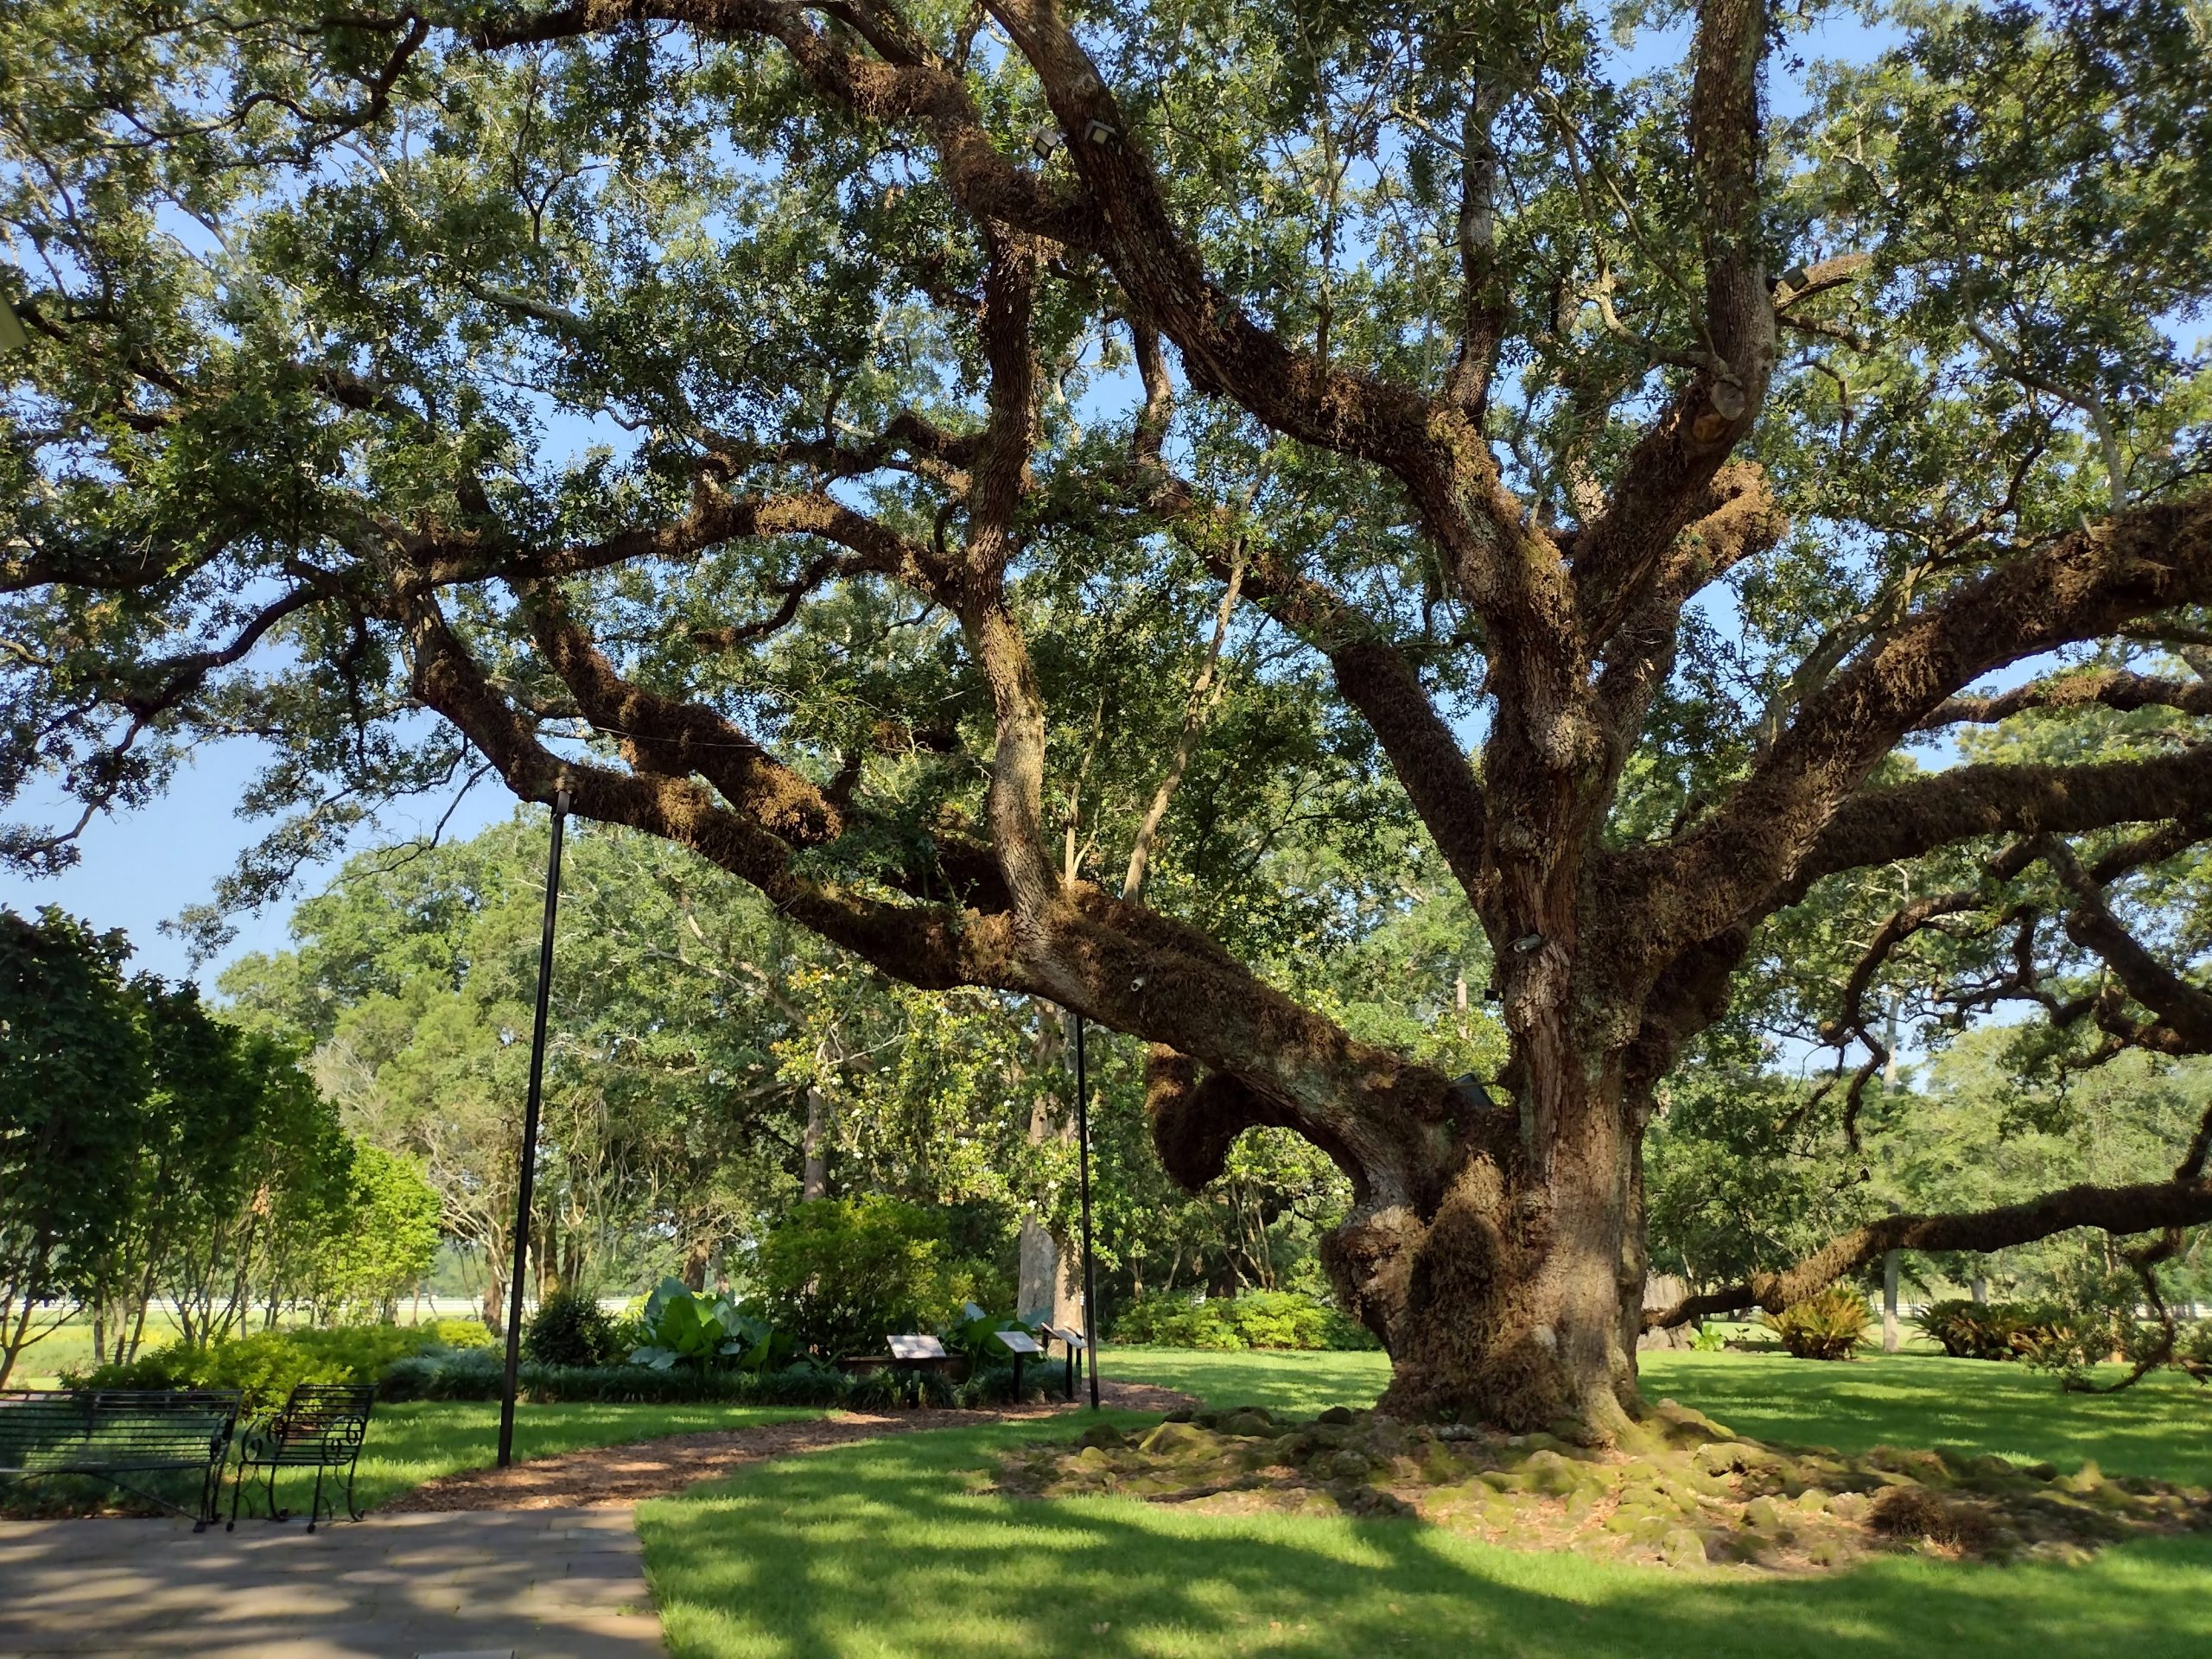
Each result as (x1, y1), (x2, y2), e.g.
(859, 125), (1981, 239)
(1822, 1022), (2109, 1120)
(0, 910), (149, 1383)
(4, 0), (2210, 1435)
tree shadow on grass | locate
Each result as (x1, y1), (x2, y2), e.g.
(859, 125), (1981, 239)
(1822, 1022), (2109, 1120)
(639, 1420), (2212, 1659)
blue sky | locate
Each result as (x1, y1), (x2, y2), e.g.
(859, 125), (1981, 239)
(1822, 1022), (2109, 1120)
(0, 741), (513, 985)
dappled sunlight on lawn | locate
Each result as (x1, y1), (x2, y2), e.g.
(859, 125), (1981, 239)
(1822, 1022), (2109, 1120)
(639, 1414), (2212, 1659)
(349, 1401), (822, 1512)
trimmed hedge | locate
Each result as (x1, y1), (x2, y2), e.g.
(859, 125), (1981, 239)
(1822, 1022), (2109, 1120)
(68, 1319), (493, 1408)
(1111, 1290), (1377, 1351)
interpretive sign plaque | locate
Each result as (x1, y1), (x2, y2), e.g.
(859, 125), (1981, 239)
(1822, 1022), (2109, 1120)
(888, 1334), (947, 1360)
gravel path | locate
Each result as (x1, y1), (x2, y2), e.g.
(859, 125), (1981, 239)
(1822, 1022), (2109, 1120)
(386, 1379), (1195, 1512)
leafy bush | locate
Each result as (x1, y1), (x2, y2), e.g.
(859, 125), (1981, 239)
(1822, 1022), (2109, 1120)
(753, 1196), (974, 1358)
(1765, 1287), (1872, 1360)
(1114, 1294), (1243, 1349)
(623, 1278), (796, 1372)
(2179, 1319), (2212, 1381)
(419, 1316), (495, 1349)
(627, 1278), (743, 1369)
(1917, 1299), (2042, 1361)
(69, 1324), (441, 1407)
(944, 1303), (1046, 1367)
(524, 1291), (621, 1368)
(1112, 1290), (1376, 1351)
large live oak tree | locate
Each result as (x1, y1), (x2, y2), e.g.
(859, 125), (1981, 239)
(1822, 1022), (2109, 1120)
(3, 0), (2210, 1435)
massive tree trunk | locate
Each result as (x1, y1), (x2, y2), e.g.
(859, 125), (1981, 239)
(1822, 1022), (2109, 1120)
(1312, 1058), (1647, 1438)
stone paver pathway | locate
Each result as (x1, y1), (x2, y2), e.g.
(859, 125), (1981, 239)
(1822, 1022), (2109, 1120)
(0, 1380), (1197, 1656)
(0, 1510), (661, 1658)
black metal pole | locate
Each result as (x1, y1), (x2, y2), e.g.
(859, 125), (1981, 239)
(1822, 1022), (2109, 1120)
(498, 787), (569, 1470)
(1074, 1011), (1100, 1409)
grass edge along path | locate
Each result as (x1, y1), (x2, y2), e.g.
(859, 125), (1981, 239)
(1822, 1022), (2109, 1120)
(637, 1409), (2212, 1659)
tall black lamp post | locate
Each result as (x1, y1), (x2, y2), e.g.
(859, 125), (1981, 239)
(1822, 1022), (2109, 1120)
(1072, 1011), (1101, 1409)
(498, 786), (569, 1470)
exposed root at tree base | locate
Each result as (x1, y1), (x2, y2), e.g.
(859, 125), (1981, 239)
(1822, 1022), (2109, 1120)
(996, 1399), (2212, 1572)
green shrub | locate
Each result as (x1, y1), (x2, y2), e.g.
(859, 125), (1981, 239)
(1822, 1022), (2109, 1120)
(944, 1303), (1046, 1367)
(1765, 1286), (1872, 1360)
(1114, 1294), (1242, 1349)
(2179, 1319), (2212, 1381)
(753, 1196), (974, 1358)
(1111, 1290), (1376, 1351)
(418, 1317), (495, 1349)
(1917, 1299), (2040, 1361)
(69, 1324), (440, 1408)
(524, 1291), (620, 1368)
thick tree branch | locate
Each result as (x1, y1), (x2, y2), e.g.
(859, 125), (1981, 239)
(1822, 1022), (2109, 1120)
(397, 582), (1009, 988)
(408, 483), (932, 589)
(1568, 0), (1777, 652)
(1920, 670), (2212, 728)
(1626, 496), (2212, 964)
(1646, 1177), (2212, 1327)
(473, 0), (1098, 246)
(2043, 835), (2212, 1052)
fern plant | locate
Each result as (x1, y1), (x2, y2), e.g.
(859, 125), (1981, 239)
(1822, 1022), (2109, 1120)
(1766, 1287), (1873, 1360)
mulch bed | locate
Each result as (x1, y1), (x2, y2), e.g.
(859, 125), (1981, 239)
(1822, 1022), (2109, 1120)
(385, 1379), (1195, 1512)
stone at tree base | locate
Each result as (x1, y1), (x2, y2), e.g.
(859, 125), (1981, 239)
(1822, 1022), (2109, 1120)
(2056, 1460), (2104, 1496)
(1078, 1423), (1128, 1450)
(1659, 1528), (1708, 1567)
(1136, 1421), (1208, 1456)
(1520, 1450), (1582, 1495)
(1317, 1406), (1357, 1425)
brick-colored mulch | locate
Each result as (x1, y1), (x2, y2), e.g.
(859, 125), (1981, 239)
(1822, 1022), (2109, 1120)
(386, 1379), (1196, 1512)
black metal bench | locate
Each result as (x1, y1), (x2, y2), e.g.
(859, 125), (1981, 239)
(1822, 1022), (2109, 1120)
(228, 1382), (376, 1533)
(0, 1388), (241, 1529)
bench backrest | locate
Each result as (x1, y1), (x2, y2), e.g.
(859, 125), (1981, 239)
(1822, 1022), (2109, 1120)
(268, 1382), (376, 1449)
(0, 1389), (241, 1471)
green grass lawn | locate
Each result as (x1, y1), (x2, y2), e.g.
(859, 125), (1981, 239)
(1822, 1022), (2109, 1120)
(342, 1401), (822, 1513)
(636, 1348), (2212, 1659)
(1102, 1345), (2212, 1487)
(1, 1399), (821, 1521)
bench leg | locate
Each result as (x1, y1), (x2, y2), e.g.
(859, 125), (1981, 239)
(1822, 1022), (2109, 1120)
(266, 1461), (288, 1523)
(227, 1459), (248, 1532)
(343, 1457), (364, 1523)
(306, 1462), (326, 1535)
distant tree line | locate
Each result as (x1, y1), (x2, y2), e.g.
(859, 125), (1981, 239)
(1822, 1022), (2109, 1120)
(0, 908), (437, 1383)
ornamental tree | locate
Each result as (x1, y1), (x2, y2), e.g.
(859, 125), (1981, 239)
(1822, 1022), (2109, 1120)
(3, 0), (2210, 1436)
